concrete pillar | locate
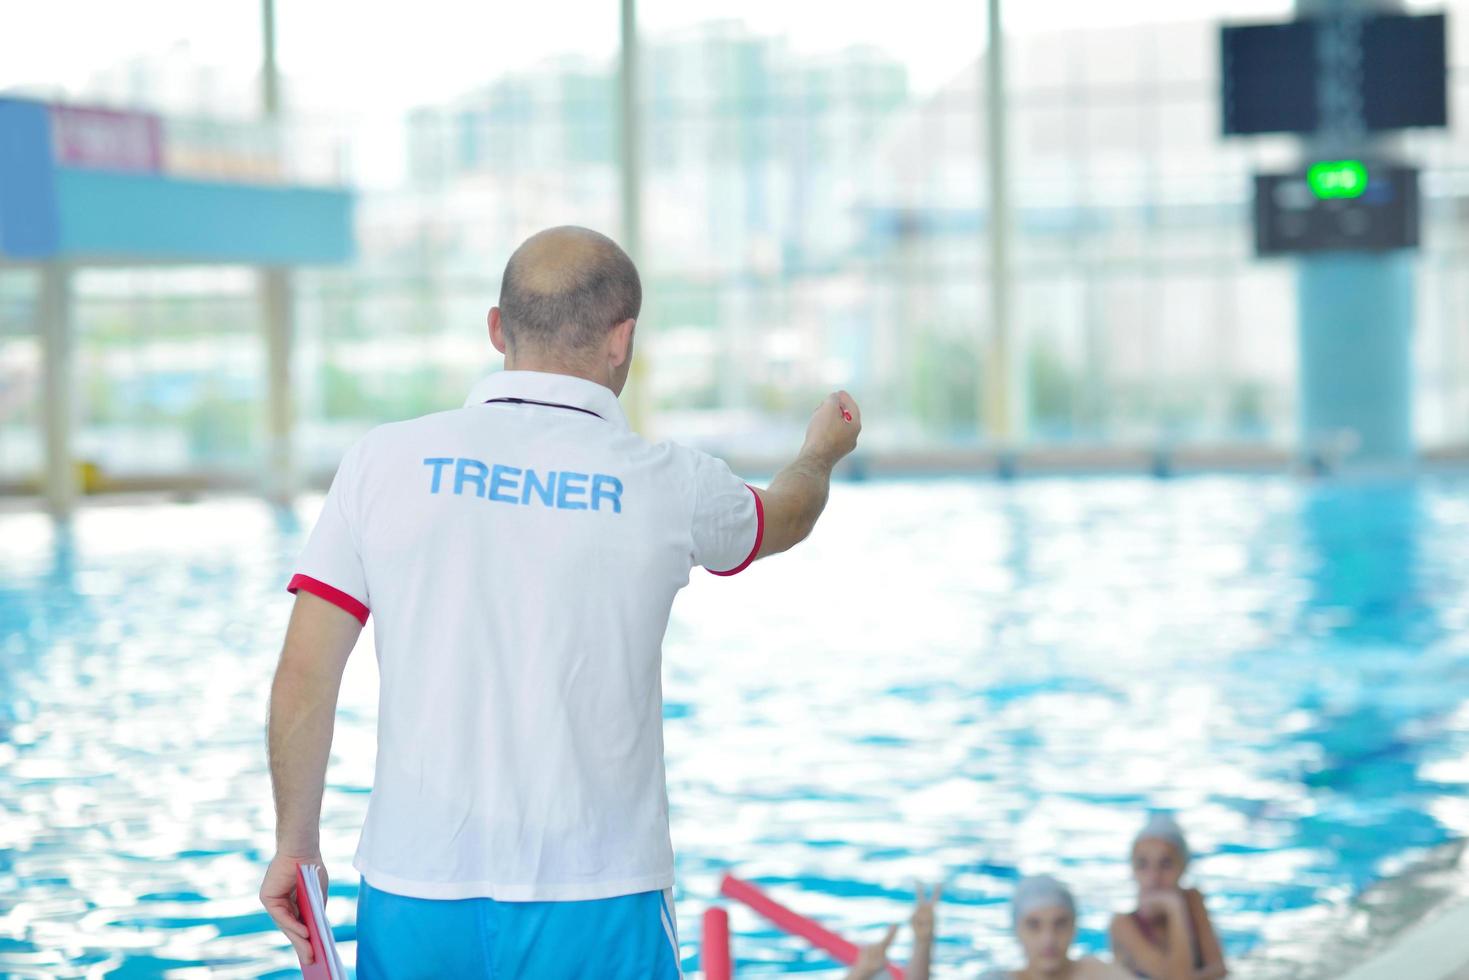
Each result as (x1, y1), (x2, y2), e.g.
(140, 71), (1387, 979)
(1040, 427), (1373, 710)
(1296, 0), (1415, 465)
(983, 0), (1018, 443)
(39, 262), (77, 515)
(1298, 253), (1414, 462)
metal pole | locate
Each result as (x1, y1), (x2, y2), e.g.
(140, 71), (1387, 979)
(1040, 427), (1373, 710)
(618, 0), (642, 262)
(262, 0), (280, 117)
(618, 0), (649, 434)
(263, 272), (295, 501)
(984, 0), (1017, 443)
(40, 263), (76, 515)
(260, 0), (295, 501)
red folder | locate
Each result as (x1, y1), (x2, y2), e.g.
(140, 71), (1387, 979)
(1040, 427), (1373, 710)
(295, 863), (345, 980)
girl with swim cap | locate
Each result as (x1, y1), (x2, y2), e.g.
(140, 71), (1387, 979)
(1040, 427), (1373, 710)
(1109, 814), (1227, 979)
(985, 876), (1140, 980)
(846, 876), (1148, 980)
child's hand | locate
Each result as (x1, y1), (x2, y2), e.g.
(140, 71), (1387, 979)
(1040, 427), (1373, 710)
(912, 881), (941, 942)
(1138, 888), (1185, 919)
(845, 923), (899, 980)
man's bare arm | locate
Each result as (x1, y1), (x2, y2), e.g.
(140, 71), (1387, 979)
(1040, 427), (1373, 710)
(752, 391), (861, 560)
(259, 591), (361, 962)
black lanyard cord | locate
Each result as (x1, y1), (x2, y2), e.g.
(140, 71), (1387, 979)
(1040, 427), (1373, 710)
(483, 396), (604, 421)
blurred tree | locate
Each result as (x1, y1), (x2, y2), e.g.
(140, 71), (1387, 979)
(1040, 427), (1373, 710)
(912, 328), (980, 440)
(1027, 343), (1079, 437)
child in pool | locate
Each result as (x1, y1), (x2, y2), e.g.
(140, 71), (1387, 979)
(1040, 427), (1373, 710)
(1108, 814), (1226, 980)
(846, 876), (1147, 980)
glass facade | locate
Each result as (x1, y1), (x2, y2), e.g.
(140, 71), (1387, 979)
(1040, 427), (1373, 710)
(3, 3), (1469, 484)
(69, 268), (264, 478)
(0, 270), (41, 484)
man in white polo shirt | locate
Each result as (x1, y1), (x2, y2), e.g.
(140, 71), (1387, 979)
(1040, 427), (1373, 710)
(260, 226), (861, 978)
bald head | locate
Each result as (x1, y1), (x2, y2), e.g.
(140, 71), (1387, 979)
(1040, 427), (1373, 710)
(498, 226), (641, 355)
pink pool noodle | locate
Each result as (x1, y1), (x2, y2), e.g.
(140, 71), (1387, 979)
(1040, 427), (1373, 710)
(702, 907), (732, 980)
(719, 873), (905, 980)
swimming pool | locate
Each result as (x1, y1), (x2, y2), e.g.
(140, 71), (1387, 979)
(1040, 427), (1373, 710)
(2, 475), (1468, 977)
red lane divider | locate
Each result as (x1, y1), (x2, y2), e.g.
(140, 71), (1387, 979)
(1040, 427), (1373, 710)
(719, 873), (905, 980)
(702, 907), (733, 980)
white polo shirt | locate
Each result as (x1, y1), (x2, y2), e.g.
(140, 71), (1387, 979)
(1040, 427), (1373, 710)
(285, 369), (763, 901)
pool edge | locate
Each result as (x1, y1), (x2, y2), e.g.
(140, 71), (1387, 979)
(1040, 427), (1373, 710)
(1339, 894), (1469, 980)
(1238, 839), (1469, 979)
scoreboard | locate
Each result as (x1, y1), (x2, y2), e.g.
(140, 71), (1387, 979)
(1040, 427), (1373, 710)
(1254, 161), (1419, 256)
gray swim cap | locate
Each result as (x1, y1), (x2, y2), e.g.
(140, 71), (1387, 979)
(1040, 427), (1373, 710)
(1012, 875), (1076, 928)
(1133, 812), (1190, 865)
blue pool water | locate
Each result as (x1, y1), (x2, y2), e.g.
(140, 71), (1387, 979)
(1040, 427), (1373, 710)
(2, 476), (1469, 977)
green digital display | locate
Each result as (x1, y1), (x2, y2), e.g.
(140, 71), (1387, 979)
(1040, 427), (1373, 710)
(1307, 160), (1369, 199)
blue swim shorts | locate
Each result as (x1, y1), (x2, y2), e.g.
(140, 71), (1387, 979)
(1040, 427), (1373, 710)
(355, 879), (684, 979)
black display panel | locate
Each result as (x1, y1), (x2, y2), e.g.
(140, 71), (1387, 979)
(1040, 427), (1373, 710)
(1222, 12), (1447, 135)
(1362, 13), (1447, 130)
(1254, 164), (1419, 256)
(1222, 21), (1319, 135)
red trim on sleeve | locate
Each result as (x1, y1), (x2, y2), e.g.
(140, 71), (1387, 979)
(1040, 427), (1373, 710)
(287, 573), (370, 625)
(708, 484), (765, 577)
